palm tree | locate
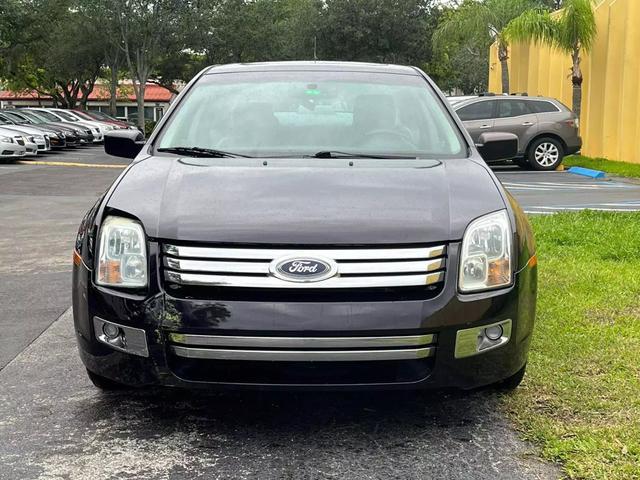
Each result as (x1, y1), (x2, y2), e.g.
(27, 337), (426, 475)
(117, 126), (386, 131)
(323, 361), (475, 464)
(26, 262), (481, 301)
(433, 0), (538, 94)
(504, 0), (597, 119)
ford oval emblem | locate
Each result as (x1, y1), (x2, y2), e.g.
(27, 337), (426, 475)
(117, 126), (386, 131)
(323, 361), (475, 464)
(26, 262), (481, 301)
(270, 256), (338, 283)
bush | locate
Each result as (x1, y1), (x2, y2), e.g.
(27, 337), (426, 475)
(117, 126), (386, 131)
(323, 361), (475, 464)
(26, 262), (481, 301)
(144, 120), (157, 137)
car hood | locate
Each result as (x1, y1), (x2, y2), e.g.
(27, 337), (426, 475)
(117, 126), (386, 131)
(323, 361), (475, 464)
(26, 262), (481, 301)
(106, 157), (506, 244)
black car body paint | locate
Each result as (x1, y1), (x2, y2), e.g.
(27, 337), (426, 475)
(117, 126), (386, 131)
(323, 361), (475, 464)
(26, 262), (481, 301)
(73, 62), (536, 390)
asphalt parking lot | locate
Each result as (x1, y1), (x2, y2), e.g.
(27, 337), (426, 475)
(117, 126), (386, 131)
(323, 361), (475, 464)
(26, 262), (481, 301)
(2, 149), (640, 479)
(494, 165), (640, 214)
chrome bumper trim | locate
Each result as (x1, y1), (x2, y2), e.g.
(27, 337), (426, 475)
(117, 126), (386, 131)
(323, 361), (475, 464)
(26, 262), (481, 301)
(170, 345), (436, 361)
(168, 333), (437, 349)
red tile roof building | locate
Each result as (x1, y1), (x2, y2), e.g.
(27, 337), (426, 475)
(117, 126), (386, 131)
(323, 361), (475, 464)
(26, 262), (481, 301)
(0, 83), (175, 122)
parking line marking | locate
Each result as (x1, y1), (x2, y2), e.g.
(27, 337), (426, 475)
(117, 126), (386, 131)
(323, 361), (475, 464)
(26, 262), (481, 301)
(16, 160), (127, 169)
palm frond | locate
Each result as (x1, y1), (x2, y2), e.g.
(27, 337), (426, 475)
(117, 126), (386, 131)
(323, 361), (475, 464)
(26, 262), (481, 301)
(433, 1), (493, 50)
(558, 0), (597, 52)
(503, 8), (560, 47)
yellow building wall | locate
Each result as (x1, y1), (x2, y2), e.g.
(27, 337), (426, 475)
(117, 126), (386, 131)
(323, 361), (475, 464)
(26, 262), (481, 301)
(488, 0), (640, 163)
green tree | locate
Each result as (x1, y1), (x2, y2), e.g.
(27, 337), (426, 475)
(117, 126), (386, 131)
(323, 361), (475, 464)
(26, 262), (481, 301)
(1, 1), (104, 108)
(504, 0), (597, 118)
(191, 0), (303, 64)
(429, 5), (489, 93)
(318, 0), (436, 64)
(111, 0), (187, 129)
(433, 0), (539, 94)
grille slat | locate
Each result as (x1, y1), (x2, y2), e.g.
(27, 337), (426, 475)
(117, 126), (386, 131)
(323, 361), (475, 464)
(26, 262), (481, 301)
(166, 271), (444, 289)
(164, 244), (445, 261)
(164, 257), (445, 275)
(163, 243), (446, 290)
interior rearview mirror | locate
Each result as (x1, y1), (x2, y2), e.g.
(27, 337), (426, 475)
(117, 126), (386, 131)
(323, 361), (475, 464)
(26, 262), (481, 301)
(476, 132), (519, 163)
(104, 130), (145, 159)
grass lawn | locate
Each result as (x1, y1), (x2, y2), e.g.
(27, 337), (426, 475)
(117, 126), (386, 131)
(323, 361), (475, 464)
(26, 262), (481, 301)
(502, 211), (640, 479)
(565, 155), (640, 179)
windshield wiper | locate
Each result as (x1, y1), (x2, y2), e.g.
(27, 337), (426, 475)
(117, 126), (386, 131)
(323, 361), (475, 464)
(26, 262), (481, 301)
(308, 151), (416, 159)
(157, 147), (252, 158)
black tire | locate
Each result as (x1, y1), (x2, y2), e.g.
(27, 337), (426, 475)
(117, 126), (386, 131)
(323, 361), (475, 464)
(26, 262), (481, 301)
(86, 369), (128, 391)
(497, 364), (527, 391)
(527, 137), (564, 171)
(513, 158), (530, 170)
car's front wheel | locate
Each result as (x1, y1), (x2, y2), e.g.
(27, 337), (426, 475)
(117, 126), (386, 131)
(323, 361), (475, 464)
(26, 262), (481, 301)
(527, 137), (564, 171)
(86, 369), (129, 391)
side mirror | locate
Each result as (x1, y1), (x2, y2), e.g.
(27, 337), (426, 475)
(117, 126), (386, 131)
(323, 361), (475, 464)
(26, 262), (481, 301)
(104, 130), (145, 159)
(476, 132), (518, 162)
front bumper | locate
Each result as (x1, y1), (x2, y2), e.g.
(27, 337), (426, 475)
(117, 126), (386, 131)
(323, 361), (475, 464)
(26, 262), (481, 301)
(0, 145), (27, 157)
(73, 244), (537, 391)
(50, 137), (67, 148)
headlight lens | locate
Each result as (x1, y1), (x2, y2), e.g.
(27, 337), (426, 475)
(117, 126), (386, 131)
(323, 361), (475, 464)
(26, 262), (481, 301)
(459, 210), (512, 292)
(97, 216), (147, 288)
(0, 135), (12, 143)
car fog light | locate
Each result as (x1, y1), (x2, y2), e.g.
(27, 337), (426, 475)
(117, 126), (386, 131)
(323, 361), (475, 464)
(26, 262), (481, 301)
(484, 325), (503, 341)
(455, 319), (512, 359)
(93, 317), (149, 357)
(102, 323), (120, 340)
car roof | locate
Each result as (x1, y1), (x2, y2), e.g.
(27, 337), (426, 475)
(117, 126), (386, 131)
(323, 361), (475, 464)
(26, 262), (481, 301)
(452, 95), (561, 109)
(205, 61), (420, 76)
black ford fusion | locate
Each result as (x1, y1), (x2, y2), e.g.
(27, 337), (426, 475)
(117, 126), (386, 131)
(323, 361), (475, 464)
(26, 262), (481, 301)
(73, 62), (537, 391)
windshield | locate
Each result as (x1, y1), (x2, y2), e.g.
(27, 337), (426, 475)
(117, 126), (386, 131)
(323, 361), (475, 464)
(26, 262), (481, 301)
(89, 111), (114, 121)
(73, 110), (94, 120)
(13, 111), (39, 123)
(54, 110), (79, 122)
(30, 110), (60, 122)
(156, 71), (466, 159)
(3, 112), (29, 124)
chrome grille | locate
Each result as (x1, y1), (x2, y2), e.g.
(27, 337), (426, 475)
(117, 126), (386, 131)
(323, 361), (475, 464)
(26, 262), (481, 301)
(163, 244), (446, 289)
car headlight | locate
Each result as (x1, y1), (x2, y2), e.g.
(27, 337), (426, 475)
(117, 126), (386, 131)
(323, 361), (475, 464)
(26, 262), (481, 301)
(459, 210), (512, 292)
(103, 125), (114, 131)
(28, 136), (35, 142)
(0, 135), (13, 143)
(97, 216), (147, 288)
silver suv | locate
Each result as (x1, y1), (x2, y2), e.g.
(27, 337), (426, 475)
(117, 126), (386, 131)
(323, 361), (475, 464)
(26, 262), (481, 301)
(451, 95), (582, 170)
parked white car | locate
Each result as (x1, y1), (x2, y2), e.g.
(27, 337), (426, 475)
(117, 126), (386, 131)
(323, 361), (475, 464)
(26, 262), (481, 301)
(0, 128), (27, 158)
(52, 108), (118, 133)
(0, 119), (50, 153)
(27, 108), (105, 143)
